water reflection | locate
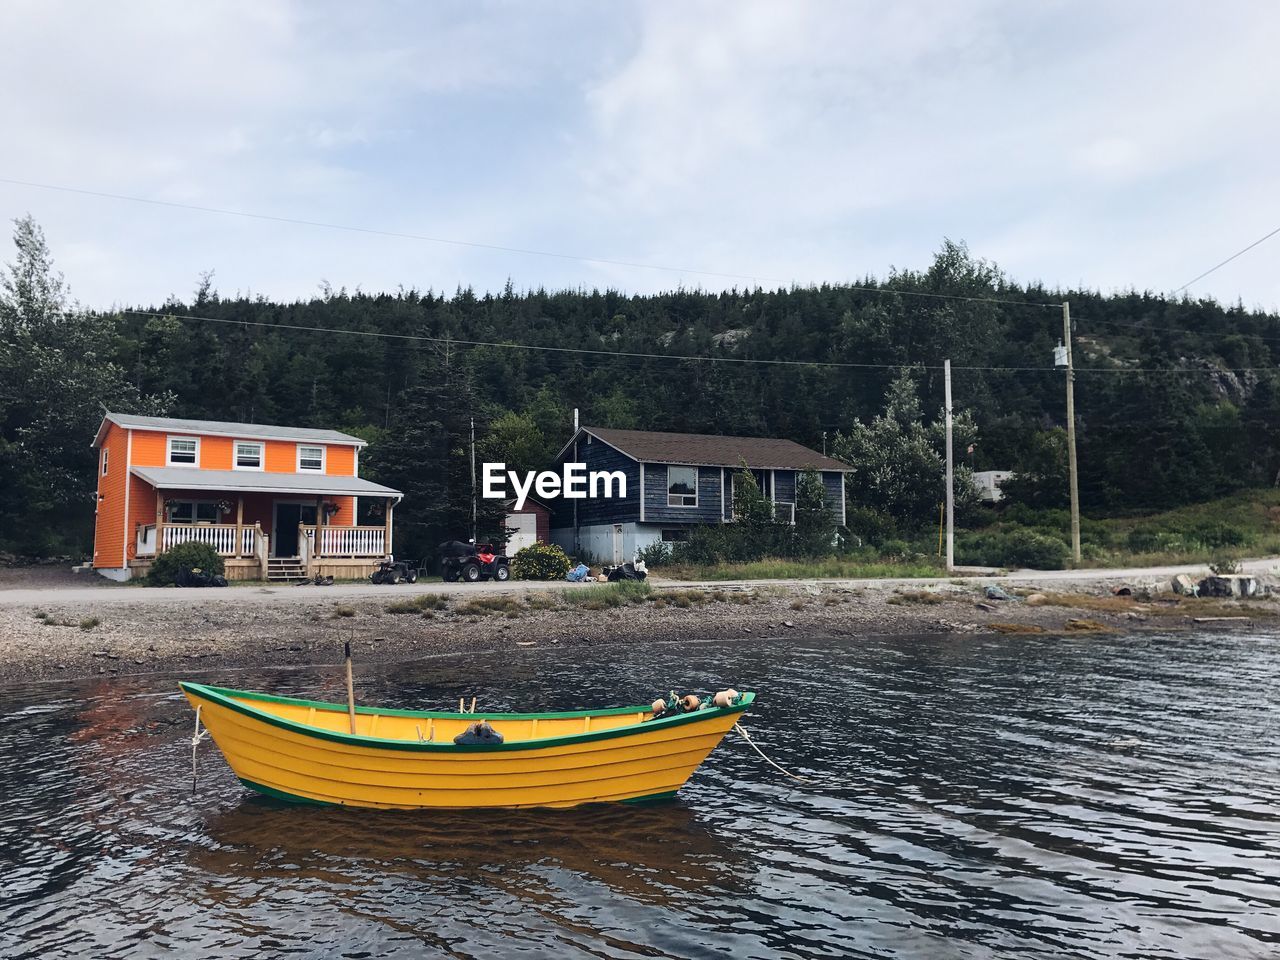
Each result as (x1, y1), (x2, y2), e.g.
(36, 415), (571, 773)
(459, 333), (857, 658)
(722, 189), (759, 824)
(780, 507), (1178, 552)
(1, 631), (1278, 959)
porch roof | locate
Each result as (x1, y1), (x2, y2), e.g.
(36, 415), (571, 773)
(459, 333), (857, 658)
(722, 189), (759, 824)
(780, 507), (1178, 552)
(130, 466), (402, 498)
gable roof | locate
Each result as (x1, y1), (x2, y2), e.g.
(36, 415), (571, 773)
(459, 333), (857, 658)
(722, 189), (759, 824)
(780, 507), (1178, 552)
(92, 413), (367, 449)
(566, 425), (851, 472)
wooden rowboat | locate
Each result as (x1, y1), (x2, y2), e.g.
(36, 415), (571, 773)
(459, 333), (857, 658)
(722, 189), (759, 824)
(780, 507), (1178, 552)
(180, 681), (754, 809)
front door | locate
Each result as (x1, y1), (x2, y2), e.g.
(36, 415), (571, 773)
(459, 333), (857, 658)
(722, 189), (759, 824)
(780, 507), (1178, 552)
(273, 503), (318, 557)
(612, 524), (623, 565)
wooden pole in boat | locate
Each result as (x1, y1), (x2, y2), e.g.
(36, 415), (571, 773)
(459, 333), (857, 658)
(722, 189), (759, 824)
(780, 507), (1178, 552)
(344, 641), (357, 734)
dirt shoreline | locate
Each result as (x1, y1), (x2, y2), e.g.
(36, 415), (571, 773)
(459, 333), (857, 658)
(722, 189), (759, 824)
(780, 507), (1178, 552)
(2, 568), (1276, 684)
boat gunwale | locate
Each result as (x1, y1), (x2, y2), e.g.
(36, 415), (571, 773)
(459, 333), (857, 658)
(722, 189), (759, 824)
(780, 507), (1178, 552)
(179, 681), (754, 754)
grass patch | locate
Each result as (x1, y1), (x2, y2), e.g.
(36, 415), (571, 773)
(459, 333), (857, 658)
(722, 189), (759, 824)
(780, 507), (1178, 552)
(332, 606), (356, 619)
(457, 596), (523, 617)
(524, 593), (561, 611)
(663, 558), (944, 581)
(387, 594), (449, 615)
(789, 598), (807, 610)
(887, 589), (945, 606)
(78, 616), (100, 631)
(1034, 592), (1276, 620)
(562, 581), (653, 611)
(987, 622), (1046, 634)
(1064, 617), (1112, 632)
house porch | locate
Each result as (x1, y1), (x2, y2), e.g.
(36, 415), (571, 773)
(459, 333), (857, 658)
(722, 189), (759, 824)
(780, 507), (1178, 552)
(123, 467), (401, 582)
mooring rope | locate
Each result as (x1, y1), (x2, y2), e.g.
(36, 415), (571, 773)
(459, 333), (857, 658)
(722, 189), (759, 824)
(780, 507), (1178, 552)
(732, 722), (815, 784)
(191, 705), (209, 795)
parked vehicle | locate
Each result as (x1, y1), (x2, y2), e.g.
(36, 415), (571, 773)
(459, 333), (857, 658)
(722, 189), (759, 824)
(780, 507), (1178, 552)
(439, 540), (511, 583)
(370, 558), (419, 585)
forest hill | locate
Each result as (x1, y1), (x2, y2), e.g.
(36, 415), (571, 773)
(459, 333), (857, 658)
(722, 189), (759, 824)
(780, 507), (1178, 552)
(3, 218), (1280, 559)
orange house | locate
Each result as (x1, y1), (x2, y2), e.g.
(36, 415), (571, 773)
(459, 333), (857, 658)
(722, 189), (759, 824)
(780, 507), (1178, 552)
(90, 413), (402, 582)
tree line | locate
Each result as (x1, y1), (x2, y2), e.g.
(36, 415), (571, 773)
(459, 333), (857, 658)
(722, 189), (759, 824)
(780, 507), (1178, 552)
(3, 215), (1279, 559)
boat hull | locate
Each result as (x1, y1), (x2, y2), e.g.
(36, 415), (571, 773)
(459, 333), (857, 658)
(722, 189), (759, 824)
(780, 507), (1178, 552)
(181, 683), (750, 809)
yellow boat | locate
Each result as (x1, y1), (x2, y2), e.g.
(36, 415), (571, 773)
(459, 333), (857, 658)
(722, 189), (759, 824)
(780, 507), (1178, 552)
(180, 681), (754, 809)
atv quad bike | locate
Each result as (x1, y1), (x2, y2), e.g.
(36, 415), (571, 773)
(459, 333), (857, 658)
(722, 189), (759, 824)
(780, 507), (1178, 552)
(439, 540), (511, 583)
(370, 558), (419, 585)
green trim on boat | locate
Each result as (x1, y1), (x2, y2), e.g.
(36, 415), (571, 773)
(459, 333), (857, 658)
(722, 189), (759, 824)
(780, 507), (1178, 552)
(179, 681), (754, 755)
(190, 682), (659, 720)
(239, 777), (334, 806)
(619, 790), (679, 805)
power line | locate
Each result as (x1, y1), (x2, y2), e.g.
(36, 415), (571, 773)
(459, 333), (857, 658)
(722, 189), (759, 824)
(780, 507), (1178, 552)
(1175, 223), (1280, 293)
(0, 175), (1060, 308)
(122, 309), (1280, 376)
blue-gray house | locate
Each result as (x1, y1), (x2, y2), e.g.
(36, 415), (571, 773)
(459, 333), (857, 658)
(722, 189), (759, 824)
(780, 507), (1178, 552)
(549, 425), (851, 563)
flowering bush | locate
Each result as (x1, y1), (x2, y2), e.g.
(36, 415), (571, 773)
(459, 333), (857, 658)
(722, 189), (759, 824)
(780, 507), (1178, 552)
(511, 542), (571, 581)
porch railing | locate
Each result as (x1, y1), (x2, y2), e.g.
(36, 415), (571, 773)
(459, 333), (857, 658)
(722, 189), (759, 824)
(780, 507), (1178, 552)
(140, 522), (262, 558)
(302, 524), (387, 558)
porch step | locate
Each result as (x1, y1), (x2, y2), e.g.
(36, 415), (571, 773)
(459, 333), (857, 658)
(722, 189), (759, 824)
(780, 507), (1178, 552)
(267, 557), (306, 581)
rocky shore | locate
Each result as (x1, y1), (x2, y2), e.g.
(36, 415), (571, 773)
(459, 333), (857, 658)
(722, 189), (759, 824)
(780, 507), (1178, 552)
(2, 567), (1275, 683)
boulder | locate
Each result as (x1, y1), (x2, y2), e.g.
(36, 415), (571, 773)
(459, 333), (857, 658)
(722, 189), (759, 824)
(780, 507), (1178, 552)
(1198, 576), (1236, 598)
(1172, 574), (1197, 596)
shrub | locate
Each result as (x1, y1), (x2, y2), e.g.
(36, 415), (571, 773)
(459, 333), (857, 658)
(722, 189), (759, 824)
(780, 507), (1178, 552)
(511, 542), (571, 581)
(844, 506), (898, 547)
(878, 539), (910, 561)
(1192, 522), (1248, 549)
(148, 542), (225, 585)
(637, 541), (673, 567)
(1209, 555), (1242, 575)
(957, 526), (1069, 570)
(78, 616), (100, 631)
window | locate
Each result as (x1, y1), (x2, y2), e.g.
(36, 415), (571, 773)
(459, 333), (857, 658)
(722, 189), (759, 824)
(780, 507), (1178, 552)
(165, 501), (220, 524)
(660, 528), (690, 542)
(297, 444), (325, 472)
(667, 466), (698, 507)
(167, 436), (198, 466)
(234, 441), (264, 471)
(774, 502), (795, 524)
(100, 448), (109, 476)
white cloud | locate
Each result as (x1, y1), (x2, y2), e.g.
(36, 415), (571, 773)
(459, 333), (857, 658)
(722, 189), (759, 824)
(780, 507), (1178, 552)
(0, 0), (1277, 309)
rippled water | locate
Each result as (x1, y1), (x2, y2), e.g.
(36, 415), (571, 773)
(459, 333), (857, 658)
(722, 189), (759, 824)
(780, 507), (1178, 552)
(2, 631), (1278, 959)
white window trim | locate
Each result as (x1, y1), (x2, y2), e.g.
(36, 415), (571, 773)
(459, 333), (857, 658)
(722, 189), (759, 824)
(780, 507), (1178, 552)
(297, 444), (326, 473)
(667, 465), (699, 508)
(775, 501), (796, 524)
(166, 435), (200, 467)
(101, 448), (109, 477)
(233, 440), (265, 472)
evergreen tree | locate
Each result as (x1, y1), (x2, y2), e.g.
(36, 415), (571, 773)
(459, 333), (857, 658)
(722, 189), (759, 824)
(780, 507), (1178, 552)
(794, 467), (836, 556)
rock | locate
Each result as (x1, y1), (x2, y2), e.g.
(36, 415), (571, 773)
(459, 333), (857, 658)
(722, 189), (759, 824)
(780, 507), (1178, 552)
(1198, 576), (1237, 598)
(1111, 585), (1132, 596)
(783, 620), (796, 628)
(985, 585), (1013, 601)
(1026, 593), (1048, 606)
(1172, 574), (1197, 596)
(975, 602), (995, 612)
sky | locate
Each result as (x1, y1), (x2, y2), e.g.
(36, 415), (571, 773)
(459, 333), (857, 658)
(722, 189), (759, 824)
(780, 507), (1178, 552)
(1, 0), (1278, 311)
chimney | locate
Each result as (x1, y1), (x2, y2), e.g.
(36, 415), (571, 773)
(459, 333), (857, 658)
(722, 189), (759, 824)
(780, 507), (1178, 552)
(573, 407), (579, 431)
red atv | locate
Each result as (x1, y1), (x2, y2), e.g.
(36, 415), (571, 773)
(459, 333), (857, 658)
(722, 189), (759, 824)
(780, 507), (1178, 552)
(439, 540), (511, 583)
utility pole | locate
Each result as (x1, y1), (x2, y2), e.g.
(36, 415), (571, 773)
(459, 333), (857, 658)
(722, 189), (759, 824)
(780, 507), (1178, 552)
(944, 358), (954, 572)
(469, 416), (477, 543)
(1062, 301), (1082, 564)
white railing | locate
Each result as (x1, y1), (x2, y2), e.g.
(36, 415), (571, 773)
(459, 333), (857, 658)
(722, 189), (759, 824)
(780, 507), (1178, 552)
(158, 523), (259, 557)
(309, 525), (387, 557)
